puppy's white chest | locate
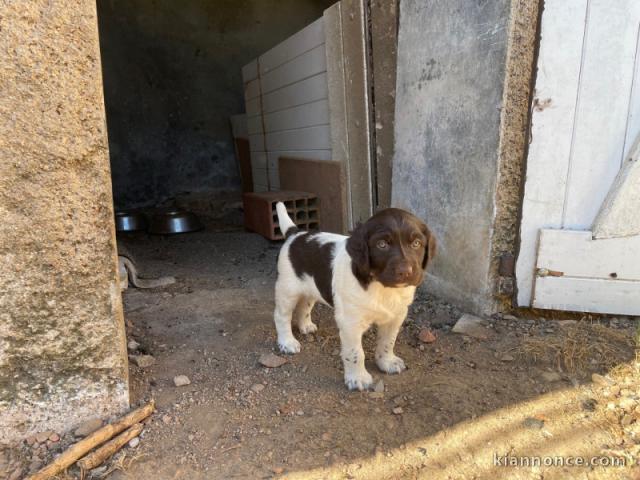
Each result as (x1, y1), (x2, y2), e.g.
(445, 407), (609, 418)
(360, 282), (415, 323)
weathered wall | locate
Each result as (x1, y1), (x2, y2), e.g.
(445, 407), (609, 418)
(489, 0), (541, 310)
(98, 0), (335, 210)
(0, 1), (128, 444)
(392, 0), (539, 315)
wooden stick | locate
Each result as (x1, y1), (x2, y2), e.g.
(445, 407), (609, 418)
(77, 423), (143, 471)
(26, 400), (155, 480)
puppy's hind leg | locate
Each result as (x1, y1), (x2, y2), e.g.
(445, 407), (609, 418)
(294, 298), (317, 334)
(274, 285), (301, 354)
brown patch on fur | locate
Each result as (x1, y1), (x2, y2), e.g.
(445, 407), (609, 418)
(288, 233), (335, 306)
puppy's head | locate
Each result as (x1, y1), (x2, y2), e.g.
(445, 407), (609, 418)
(346, 208), (436, 288)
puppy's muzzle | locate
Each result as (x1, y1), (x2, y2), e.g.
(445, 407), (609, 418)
(393, 264), (413, 283)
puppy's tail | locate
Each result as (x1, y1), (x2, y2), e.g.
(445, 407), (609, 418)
(275, 202), (298, 238)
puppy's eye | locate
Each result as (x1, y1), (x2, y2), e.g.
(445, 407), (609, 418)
(411, 239), (422, 249)
(376, 239), (389, 250)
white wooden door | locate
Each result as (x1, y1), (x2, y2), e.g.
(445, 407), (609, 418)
(516, 0), (640, 314)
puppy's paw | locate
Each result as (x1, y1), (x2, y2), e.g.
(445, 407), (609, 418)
(344, 370), (373, 391)
(377, 355), (407, 374)
(298, 321), (318, 335)
(278, 337), (301, 354)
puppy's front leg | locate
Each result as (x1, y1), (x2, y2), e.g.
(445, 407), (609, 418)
(375, 316), (407, 374)
(336, 308), (373, 391)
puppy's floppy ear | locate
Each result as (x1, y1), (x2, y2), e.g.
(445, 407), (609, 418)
(421, 223), (437, 269)
(346, 222), (371, 286)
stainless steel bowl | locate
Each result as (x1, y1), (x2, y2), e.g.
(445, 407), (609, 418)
(115, 211), (148, 232)
(148, 209), (203, 234)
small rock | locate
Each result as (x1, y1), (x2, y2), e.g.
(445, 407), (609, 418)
(591, 373), (614, 386)
(35, 431), (54, 443)
(48, 433), (60, 442)
(296, 410), (304, 416)
(418, 329), (437, 344)
(373, 380), (385, 393)
(581, 398), (597, 412)
(369, 392), (384, 399)
(128, 437), (140, 448)
(259, 353), (288, 368)
(502, 314), (518, 321)
(131, 355), (155, 368)
(321, 432), (332, 441)
(392, 407), (404, 415)
(251, 383), (265, 393)
(173, 375), (191, 387)
(73, 418), (102, 437)
(452, 314), (490, 340)
(500, 354), (515, 362)
(127, 339), (140, 351)
(272, 467), (285, 475)
(162, 415), (172, 424)
(541, 371), (562, 383)
(621, 414), (635, 426)
(523, 417), (544, 429)
(26, 435), (37, 446)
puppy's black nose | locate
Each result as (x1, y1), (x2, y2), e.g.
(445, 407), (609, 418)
(394, 264), (413, 281)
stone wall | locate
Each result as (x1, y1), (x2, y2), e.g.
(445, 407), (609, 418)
(392, 0), (540, 314)
(97, 0), (335, 210)
(490, 0), (542, 311)
(0, 1), (128, 444)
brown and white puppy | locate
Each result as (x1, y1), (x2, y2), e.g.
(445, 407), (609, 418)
(273, 203), (436, 390)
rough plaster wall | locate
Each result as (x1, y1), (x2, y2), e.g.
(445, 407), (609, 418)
(490, 0), (541, 311)
(97, 0), (335, 210)
(392, 0), (511, 314)
(0, 1), (128, 444)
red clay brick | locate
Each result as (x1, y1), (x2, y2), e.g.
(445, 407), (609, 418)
(242, 191), (319, 240)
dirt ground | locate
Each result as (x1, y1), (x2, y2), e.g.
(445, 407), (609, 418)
(3, 222), (639, 480)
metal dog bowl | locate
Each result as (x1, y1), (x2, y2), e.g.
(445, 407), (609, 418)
(115, 211), (148, 232)
(148, 208), (203, 234)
